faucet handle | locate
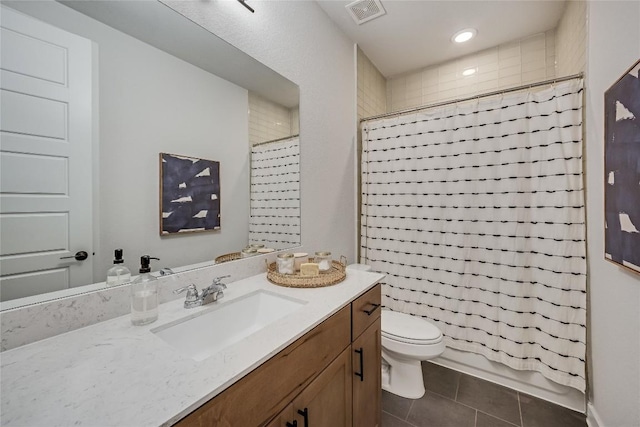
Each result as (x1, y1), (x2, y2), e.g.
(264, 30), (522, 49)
(211, 275), (230, 288)
(174, 284), (199, 301)
(159, 267), (174, 276)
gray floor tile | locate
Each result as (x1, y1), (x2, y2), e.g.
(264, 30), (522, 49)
(382, 390), (413, 420)
(422, 361), (461, 399)
(520, 393), (586, 427)
(456, 375), (521, 425)
(382, 411), (415, 427)
(407, 391), (476, 427)
(477, 411), (520, 427)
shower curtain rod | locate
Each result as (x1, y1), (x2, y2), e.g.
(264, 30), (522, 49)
(360, 72), (584, 123)
(252, 134), (299, 147)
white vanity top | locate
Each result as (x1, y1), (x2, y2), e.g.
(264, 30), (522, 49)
(0, 270), (384, 426)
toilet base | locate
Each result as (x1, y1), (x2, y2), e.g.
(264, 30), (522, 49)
(381, 356), (426, 399)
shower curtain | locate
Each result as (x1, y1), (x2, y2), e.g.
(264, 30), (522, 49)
(249, 136), (300, 250)
(360, 79), (586, 391)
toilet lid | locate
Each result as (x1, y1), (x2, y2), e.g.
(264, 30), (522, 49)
(382, 310), (442, 344)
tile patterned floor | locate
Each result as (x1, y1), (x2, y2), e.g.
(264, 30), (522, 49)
(382, 362), (587, 427)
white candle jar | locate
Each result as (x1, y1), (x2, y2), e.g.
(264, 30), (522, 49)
(293, 253), (309, 271)
(276, 253), (295, 274)
(241, 247), (257, 258)
(315, 251), (332, 272)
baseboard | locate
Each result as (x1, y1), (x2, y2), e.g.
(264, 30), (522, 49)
(587, 403), (603, 427)
(432, 347), (586, 413)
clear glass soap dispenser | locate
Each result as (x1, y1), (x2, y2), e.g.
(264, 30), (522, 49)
(106, 249), (131, 287)
(130, 255), (160, 326)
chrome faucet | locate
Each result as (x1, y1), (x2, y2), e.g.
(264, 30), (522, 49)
(173, 275), (230, 309)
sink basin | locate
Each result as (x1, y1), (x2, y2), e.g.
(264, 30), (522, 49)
(152, 290), (306, 361)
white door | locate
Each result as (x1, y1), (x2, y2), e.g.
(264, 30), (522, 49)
(0, 6), (93, 302)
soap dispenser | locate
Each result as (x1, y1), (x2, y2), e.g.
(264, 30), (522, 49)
(106, 249), (131, 287)
(130, 255), (160, 326)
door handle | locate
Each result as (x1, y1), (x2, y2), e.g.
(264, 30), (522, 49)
(60, 251), (89, 261)
(297, 408), (308, 427)
(354, 347), (364, 382)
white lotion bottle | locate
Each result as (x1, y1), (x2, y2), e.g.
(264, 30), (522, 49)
(130, 255), (160, 326)
(106, 249), (131, 286)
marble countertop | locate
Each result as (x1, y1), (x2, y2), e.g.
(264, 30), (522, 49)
(0, 270), (384, 426)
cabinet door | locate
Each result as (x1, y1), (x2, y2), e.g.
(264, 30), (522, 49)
(352, 317), (381, 427)
(266, 404), (296, 427)
(293, 348), (352, 427)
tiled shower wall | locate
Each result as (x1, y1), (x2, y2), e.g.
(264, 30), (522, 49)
(386, 30), (558, 112)
(357, 46), (387, 120)
(555, 1), (587, 76)
(248, 92), (299, 145)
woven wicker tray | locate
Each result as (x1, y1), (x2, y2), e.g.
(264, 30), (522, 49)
(266, 256), (347, 288)
(215, 252), (241, 264)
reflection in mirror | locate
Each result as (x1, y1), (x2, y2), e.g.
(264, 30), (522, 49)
(0, 0), (300, 306)
(247, 92), (300, 254)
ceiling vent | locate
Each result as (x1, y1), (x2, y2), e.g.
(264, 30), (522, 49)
(345, 0), (386, 25)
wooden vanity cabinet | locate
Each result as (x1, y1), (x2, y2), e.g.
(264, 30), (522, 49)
(176, 284), (381, 427)
(351, 284), (382, 427)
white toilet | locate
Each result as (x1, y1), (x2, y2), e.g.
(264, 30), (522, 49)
(347, 264), (446, 399)
(381, 310), (445, 399)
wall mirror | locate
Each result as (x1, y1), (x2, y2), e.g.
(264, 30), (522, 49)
(0, 0), (300, 307)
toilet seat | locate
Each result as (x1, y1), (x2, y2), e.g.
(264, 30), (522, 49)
(382, 310), (443, 345)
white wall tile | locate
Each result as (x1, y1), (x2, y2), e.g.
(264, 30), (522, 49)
(248, 92), (294, 145)
(522, 68), (547, 83)
(357, 47), (387, 120)
(438, 71), (457, 84)
(499, 55), (522, 69)
(499, 64), (522, 79)
(555, 1), (587, 75)
(523, 59), (546, 73)
(477, 70), (499, 83)
(386, 31), (556, 113)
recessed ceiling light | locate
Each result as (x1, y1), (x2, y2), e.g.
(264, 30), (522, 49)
(452, 29), (477, 43)
(462, 68), (477, 77)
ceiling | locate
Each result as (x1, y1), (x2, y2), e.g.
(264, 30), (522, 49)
(316, 0), (567, 77)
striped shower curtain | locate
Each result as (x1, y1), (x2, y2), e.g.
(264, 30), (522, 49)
(360, 79), (587, 391)
(249, 136), (300, 250)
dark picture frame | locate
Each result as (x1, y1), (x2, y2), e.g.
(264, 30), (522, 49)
(604, 58), (640, 274)
(159, 153), (220, 235)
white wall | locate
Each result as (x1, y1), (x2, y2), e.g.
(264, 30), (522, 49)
(6, 2), (251, 281)
(163, 0), (357, 262)
(96, 26), (250, 280)
(585, 2), (640, 426)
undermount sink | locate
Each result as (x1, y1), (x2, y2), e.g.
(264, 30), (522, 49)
(152, 290), (306, 361)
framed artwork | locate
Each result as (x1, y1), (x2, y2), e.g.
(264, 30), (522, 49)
(159, 153), (220, 235)
(604, 58), (640, 273)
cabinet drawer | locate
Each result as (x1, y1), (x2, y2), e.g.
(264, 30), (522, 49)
(351, 284), (381, 340)
(176, 305), (351, 427)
